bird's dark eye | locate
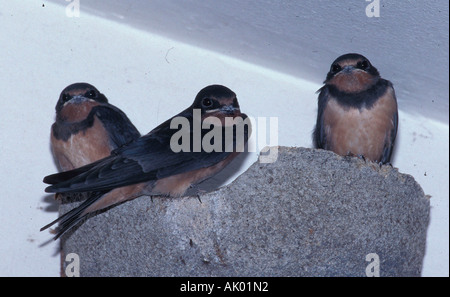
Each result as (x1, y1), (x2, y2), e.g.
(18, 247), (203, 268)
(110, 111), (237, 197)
(202, 98), (213, 108)
(331, 64), (342, 74)
(61, 93), (70, 102)
(357, 60), (369, 70)
(85, 90), (97, 98)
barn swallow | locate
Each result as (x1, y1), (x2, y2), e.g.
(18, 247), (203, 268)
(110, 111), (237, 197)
(313, 53), (398, 164)
(51, 83), (141, 172)
(41, 85), (251, 239)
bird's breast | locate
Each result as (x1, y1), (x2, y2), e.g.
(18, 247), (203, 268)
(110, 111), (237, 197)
(51, 116), (112, 171)
(323, 87), (397, 162)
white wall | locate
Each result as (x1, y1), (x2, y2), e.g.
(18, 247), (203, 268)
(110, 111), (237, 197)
(0, 1), (448, 276)
(56, 0), (449, 123)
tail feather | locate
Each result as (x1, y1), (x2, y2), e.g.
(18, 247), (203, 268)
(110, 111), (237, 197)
(40, 191), (104, 240)
(43, 159), (104, 184)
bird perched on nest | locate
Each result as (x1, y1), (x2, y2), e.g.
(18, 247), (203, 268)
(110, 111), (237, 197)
(42, 84), (251, 239)
(313, 53), (398, 164)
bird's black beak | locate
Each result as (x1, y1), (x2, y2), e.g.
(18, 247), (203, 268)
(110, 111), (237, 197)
(341, 65), (355, 74)
(220, 105), (239, 115)
(65, 95), (91, 105)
